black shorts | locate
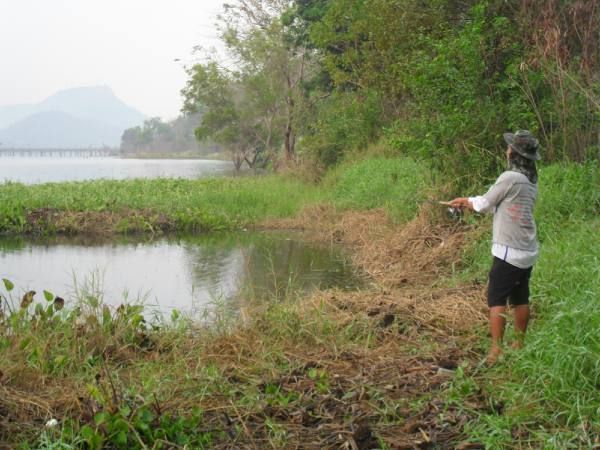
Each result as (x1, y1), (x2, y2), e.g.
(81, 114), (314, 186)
(487, 257), (533, 308)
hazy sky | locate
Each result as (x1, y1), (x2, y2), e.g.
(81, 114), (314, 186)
(0, 0), (227, 120)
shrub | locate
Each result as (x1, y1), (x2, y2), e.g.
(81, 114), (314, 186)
(326, 157), (431, 221)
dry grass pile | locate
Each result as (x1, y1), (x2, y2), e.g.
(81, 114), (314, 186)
(265, 203), (488, 332)
(190, 351), (475, 449)
(1, 382), (85, 443)
(264, 204), (474, 285)
(308, 287), (487, 337)
(334, 210), (471, 286)
(0, 385), (53, 438)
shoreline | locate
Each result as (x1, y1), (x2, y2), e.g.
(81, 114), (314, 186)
(119, 152), (229, 161)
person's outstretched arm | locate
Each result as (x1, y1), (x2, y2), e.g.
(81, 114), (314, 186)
(449, 175), (512, 213)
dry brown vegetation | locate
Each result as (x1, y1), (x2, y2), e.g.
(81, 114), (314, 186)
(265, 204), (488, 329)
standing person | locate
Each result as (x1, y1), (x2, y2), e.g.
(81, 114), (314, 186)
(449, 130), (541, 365)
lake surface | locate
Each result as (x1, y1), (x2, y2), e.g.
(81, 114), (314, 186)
(0, 232), (360, 318)
(0, 156), (233, 184)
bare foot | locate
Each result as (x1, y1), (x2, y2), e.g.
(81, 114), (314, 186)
(486, 346), (503, 366)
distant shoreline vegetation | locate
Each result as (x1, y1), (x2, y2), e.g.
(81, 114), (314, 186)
(0, 147), (119, 157)
(120, 114), (223, 158)
(120, 151), (229, 160)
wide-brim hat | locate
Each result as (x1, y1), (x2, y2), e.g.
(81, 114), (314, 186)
(503, 130), (541, 161)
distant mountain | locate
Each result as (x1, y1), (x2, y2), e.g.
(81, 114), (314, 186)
(0, 86), (146, 148)
(0, 111), (122, 148)
(0, 104), (34, 129)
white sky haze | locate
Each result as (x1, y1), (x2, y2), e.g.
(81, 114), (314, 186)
(0, 0), (226, 119)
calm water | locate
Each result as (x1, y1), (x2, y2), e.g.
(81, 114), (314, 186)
(0, 232), (360, 317)
(0, 156), (233, 184)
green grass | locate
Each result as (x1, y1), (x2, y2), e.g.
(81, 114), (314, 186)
(324, 157), (432, 222)
(0, 157), (433, 234)
(0, 176), (325, 233)
(454, 162), (600, 448)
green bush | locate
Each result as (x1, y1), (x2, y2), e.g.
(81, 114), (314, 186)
(382, 2), (525, 192)
(536, 162), (600, 222)
(300, 90), (384, 168)
(326, 157), (431, 221)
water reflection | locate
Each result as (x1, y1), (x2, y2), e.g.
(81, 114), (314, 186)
(0, 232), (360, 317)
(0, 156), (233, 184)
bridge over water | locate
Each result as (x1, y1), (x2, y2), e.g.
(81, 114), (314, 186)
(0, 148), (120, 157)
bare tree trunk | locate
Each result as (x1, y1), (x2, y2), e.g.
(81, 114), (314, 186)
(284, 74), (296, 161)
(244, 146), (259, 168)
(284, 119), (295, 161)
(230, 147), (244, 171)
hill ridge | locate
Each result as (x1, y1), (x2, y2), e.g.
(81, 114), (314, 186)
(0, 86), (146, 148)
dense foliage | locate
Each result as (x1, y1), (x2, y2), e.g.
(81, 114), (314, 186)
(182, 0), (598, 186)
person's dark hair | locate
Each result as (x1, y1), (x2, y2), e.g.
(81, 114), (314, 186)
(508, 149), (538, 183)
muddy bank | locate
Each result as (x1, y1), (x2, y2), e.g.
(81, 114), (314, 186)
(22, 207), (176, 235)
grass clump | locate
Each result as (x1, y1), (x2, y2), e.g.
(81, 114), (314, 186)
(325, 157), (431, 222)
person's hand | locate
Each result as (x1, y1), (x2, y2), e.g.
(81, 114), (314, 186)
(449, 197), (470, 209)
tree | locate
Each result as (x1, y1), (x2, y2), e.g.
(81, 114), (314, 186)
(182, 0), (319, 168)
(182, 62), (249, 169)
